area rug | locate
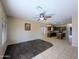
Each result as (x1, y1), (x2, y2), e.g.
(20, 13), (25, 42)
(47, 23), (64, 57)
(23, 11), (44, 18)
(3, 39), (53, 59)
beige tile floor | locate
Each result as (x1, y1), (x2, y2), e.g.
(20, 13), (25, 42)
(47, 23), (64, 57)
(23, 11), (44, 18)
(32, 37), (78, 59)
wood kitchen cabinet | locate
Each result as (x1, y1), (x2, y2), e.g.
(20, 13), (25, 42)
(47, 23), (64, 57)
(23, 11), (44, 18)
(56, 33), (62, 39)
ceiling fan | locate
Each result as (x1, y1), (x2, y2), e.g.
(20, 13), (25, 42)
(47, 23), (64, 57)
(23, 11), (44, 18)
(34, 6), (55, 21)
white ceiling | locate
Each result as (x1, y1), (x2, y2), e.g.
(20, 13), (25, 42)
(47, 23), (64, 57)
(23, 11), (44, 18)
(2, 0), (77, 24)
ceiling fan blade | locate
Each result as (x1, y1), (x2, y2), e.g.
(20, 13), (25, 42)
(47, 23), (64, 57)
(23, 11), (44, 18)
(37, 19), (40, 21)
(45, 16), (52, 18)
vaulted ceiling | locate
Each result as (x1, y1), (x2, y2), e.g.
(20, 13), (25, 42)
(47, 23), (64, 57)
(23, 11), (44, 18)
(2, 0), (77, 24)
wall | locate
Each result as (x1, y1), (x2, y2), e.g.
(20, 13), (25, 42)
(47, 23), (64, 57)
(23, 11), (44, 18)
(7, 17), (43, 45)
(0, 1), (7, 59)
(72, 15), (78, 47)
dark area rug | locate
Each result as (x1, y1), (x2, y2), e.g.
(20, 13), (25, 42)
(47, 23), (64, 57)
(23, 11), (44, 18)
(3, 39), (53, 59)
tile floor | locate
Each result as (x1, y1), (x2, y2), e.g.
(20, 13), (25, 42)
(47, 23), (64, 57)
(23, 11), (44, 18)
(32, 37), (78, 59)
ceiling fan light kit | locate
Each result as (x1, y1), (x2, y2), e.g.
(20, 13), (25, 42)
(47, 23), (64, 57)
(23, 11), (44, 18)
(40, 17), (44, 20)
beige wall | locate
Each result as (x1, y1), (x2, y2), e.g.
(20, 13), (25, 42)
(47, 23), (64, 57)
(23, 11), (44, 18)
(72, 15), (78, 47)
(7, 17), (43, 45)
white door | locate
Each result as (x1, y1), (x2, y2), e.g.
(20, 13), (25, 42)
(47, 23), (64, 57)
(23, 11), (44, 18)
(0, 19), (2, 47)
(41, 27), (47, 39)
(2, 19), (7, 45)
